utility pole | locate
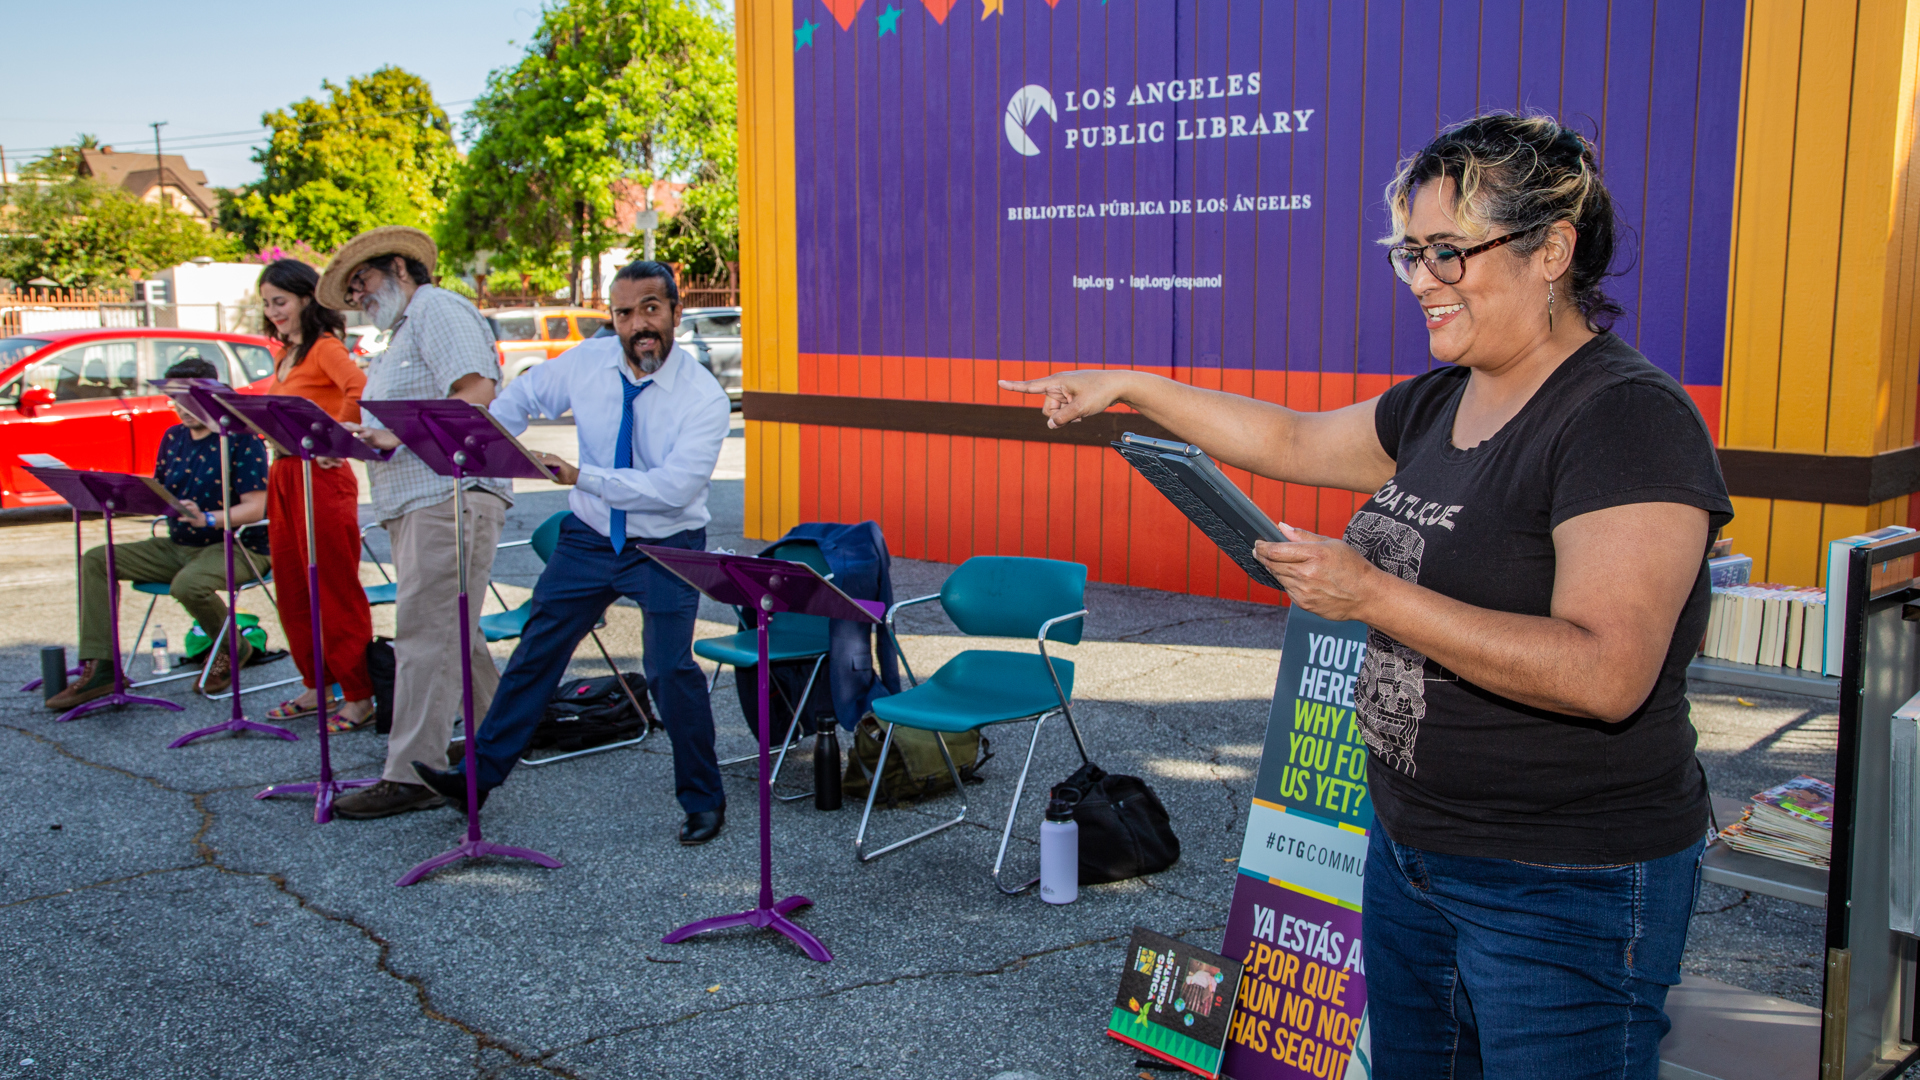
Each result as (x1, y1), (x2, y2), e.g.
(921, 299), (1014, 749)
(150, 121), (168, 210)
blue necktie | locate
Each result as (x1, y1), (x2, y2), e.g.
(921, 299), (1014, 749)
(608, 377), (651, 552)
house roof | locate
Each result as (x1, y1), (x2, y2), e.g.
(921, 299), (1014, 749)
(78, 148), (218, 218)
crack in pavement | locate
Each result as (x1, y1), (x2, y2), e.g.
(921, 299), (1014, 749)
(513, 922), (1228, 1074)
(1, 721), (576, 1080)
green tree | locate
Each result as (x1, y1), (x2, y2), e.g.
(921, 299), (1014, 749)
(438, 0), (736, 302)
(222, 67), (458, 253)
(0, 179), (236, 287)
(18, 134), (101, 183)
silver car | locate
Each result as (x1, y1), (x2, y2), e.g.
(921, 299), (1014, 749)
(676, 307), (742, 404)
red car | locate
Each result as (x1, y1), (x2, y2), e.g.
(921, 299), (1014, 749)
(0, 327), (279, 508)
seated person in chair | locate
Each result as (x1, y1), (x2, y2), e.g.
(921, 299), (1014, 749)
(46, 357), (271, 710)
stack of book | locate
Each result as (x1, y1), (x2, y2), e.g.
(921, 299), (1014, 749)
(1703, 583), (1825, 670)
(1716, 776), (1835, 870)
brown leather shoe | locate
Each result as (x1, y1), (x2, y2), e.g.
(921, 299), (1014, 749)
(332, 780), (447, 820)
(46, 660), (115, 711)
(198, 639), (256, 696)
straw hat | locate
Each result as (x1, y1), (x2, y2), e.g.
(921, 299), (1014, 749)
(316, 226), (438, 311)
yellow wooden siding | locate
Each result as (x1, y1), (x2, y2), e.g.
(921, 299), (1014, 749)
(1720, 0), (1920, 585)
(739, 0), (801, 541)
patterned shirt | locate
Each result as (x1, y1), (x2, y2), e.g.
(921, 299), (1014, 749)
(154, 424), (270, 554)
(359, 284), (513, 522)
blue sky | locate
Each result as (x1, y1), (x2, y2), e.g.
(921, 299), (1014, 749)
(1, 0), (542, 188)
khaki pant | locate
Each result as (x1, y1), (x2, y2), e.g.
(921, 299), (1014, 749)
(79, 536), (264, 661)
(384, 491), (507, 784)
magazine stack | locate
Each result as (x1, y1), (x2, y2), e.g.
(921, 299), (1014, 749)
(1716, 775), (1835, 870)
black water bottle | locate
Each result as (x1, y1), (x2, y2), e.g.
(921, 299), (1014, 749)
(814, 724), (843, 810)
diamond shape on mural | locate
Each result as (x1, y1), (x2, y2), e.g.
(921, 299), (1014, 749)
(921, 0), (957, 21)
(820, 0), (865, 30)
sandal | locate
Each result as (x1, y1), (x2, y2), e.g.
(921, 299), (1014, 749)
(326, 707), (375, 735)
(266, 696), (342, 723)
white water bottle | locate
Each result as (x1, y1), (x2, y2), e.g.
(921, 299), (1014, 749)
(1039, 796), (1079, 904)
(150, 625), (170, 675)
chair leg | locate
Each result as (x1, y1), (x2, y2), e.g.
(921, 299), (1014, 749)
(992, 711), (1060, 896)
(129, 594), (159, 667)
(716, 661), (811, 769)
(771, 654), (827, 802)
(854, 721), (970, 863)
(706, 664), (722, 693)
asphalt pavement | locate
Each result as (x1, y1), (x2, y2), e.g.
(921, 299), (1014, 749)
(0, 420), (1840, 1078)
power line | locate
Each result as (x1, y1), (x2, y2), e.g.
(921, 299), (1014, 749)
(0, 98), (476, 159)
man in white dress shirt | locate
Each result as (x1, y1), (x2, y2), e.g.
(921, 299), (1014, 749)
(413, 261), (733, 844)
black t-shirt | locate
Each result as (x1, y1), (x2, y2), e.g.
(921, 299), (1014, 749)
(155, 425), (271, 555)
(1350, 332), (1733, 864)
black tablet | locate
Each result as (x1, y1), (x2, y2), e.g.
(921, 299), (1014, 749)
(1111, 432), (1286, 592)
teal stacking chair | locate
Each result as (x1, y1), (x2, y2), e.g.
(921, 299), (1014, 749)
(471, 511), (652, 766)
(694, 537), (833, 799)
(855, 556), (1090, 893)
(128, 520), (293, 697)
(360, 523), (397, 607)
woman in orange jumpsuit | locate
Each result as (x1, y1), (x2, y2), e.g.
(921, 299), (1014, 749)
(257, 259), (376, 730)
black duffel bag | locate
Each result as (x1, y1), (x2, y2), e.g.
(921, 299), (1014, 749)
(531, 672), (656, 754)
(1051, 761), (1180, 884)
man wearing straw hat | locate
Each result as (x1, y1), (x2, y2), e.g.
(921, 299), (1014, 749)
(315, 226), (512, 819)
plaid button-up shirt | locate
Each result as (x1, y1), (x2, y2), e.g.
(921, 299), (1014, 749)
(360, 284), (514, 522)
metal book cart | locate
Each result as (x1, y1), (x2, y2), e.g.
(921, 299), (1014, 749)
(1662, 529), (1920, 1080)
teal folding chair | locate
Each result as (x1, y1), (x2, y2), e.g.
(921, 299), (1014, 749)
(127, 519), (297, 697)
(360, 523), (397, 607)
(855, 556), (1090, 894)
(472, 511), (653, 766)
(694, 537), (833, 799)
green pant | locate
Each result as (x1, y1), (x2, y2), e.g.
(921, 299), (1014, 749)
(78, 536), (263, 662)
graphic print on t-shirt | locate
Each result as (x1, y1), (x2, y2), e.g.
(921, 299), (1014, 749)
(1344, 511), (1429, 776)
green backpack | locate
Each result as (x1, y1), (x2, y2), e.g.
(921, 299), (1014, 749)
(843, 715), (992, 804)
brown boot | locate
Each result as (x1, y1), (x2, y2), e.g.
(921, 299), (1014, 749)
(332, 780), (447, 819)
(46, 660), (116, 711)
(198, 639), (256, 696)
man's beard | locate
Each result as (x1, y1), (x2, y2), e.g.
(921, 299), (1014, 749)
(363, 278), (409, 331)
(624, 331), (667, 373)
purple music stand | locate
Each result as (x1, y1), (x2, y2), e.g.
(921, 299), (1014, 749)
(21, 494), (86, 694)
(229, 393), (394, 821)
(640, 546), (887, 965)
(147, 380), (300, 748)
(25, 466), (189, 724)
(361, 399), (565, 885)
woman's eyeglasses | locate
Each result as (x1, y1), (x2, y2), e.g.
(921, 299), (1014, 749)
(1386, 226), (1540, 285)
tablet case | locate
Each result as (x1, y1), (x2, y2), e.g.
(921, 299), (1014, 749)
(1111, 433), (1286, 592)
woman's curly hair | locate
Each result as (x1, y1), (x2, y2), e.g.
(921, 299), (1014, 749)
(1383, 113), (1623, 329)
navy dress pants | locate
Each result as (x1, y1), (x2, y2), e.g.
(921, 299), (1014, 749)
(466, 516), (722, 813)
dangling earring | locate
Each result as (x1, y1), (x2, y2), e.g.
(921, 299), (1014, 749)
(1547, 280), (1556, 332)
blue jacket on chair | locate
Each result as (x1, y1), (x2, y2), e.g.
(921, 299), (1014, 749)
(761, 521), (902, 730)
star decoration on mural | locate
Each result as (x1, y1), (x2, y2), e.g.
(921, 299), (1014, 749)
(795, 17), (820, 50)
(981, 0), (1002, 18)
(877, 3), (902, 35)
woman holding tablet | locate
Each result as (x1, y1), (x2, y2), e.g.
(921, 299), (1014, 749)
(1004, 113), (1730, 1079)
(257, 259), (377, 732)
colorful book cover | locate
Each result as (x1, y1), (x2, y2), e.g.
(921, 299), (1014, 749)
(1754, 775), (1835, 827)
(1222, 609), (1373, 1080)
(1107, 927), (1246, 1078)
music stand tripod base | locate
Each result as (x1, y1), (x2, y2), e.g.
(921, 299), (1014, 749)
(359, 398), (563, 883)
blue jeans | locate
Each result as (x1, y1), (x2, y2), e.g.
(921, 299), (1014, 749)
(1364, 826), (1704, 1080)
(465, 517), (722, 813)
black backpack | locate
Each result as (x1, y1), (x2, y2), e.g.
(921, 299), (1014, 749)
(367, 637), (396, 735)
(531, 672), (656, 753)
(1051, 761), (1180, 884)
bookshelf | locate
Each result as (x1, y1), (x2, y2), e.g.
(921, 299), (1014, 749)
(1688, 656), (1839, 701)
